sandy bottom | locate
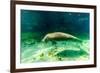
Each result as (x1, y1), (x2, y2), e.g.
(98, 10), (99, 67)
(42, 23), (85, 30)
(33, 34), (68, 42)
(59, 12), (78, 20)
(21, 32), (89, 63)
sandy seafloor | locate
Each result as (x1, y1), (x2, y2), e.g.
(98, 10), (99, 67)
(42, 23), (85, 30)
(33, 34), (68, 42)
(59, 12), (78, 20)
(20, 32), (90, 63)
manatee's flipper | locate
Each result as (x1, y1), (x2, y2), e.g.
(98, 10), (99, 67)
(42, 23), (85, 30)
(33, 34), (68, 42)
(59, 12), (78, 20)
(42, 35), (48, 42)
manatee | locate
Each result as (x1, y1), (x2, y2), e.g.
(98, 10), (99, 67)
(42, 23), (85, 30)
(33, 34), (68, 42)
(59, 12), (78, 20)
(42, 32), (82, 42)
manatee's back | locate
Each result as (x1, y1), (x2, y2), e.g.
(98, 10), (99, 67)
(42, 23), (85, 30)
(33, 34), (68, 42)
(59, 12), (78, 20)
(42, 32), (82, 42)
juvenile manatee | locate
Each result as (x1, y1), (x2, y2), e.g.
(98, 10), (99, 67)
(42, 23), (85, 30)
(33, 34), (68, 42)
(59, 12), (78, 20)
(42, 32), (82, 42)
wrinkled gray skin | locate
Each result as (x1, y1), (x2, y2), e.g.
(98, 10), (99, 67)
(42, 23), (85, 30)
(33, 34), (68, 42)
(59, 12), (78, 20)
(42, 32), (82, 42)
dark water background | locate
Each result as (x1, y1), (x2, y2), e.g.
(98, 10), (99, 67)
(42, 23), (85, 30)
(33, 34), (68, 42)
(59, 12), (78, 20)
(21, 10), (90, 40)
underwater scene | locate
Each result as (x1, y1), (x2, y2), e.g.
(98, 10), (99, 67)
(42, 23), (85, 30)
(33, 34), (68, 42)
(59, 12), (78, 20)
(21, 10), (90, 63)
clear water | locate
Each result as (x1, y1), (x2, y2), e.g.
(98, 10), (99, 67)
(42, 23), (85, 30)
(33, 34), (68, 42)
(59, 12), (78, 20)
(20, 10), (90, 63)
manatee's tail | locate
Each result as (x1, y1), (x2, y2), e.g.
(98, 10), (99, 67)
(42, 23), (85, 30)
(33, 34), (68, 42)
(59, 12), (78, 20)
(72, 36), (83, 42)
